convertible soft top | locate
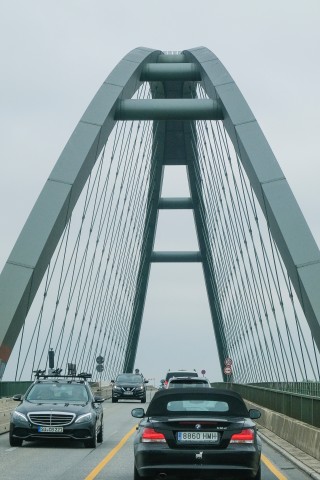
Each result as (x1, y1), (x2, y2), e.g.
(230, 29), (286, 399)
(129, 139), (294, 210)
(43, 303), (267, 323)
(146, 387), (249, 417)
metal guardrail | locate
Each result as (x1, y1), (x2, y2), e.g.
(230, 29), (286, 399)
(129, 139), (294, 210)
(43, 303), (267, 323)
(212, 382), (320, 428)
(250, 381), (320, 397)
(0, 381), (32, 397)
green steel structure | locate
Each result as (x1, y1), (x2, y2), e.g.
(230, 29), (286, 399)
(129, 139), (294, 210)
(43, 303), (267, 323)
(0, 47), (320, 383)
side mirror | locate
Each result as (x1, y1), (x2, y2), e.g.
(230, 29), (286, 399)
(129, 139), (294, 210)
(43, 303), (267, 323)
(160, 379), (165, 384)
(131, 407), (145, 418)
(144, 380), (149, 383)
(13, 394), (22, 401)
(94, 395), (105, 403)
(110, 380), (115, 383)
(249, 409), (261, 420)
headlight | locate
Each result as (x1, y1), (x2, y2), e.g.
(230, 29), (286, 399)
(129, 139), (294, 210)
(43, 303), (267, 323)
(113, 386), (121, 391)
(12, 411), (28, 423)
(135, 386), (144, 390)
(75, 412), (93, 424)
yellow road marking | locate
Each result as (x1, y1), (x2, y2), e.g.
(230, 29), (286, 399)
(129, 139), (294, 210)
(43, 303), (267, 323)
(84, 425), (137, 480)
(262, 453), (288, 480)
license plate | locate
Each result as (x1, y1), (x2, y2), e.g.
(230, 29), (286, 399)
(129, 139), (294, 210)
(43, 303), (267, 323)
(124, 391), (133, 395)
(177, 431), (219, 443)
(38, 426), (64, 433)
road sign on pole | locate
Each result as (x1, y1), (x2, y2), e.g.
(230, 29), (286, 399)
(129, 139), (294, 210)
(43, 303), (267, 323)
(223, 366), (232, 375)
(224, 357), (233, 366)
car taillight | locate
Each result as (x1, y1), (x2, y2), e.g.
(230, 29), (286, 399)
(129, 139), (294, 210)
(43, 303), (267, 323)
(164, 380), (168, 388)
(230, 428), (255, 444)
(141, 427), (166, 443)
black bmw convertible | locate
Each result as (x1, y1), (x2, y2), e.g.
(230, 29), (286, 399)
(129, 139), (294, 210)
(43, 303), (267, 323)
(131, 387), (261, 480)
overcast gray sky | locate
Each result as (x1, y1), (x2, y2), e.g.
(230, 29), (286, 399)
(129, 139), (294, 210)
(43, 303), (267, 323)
(1, 1), (320, 383)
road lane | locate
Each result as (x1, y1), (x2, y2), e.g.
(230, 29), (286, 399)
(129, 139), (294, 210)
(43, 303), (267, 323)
(261, 441), (313, 480)
(0, 397), (315, 480)
(0, 398), (140, 480)
(84, 424), (137, 480)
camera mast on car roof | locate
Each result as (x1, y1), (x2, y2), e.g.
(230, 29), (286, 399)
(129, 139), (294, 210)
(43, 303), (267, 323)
(32, 369), (92, 381)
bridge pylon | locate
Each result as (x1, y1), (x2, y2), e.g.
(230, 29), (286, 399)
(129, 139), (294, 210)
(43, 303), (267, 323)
(0, 48), (320, 382)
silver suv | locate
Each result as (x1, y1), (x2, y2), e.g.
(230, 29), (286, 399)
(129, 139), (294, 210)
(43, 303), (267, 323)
(167, 376), (211, 388)
(163, 370), (198, 388)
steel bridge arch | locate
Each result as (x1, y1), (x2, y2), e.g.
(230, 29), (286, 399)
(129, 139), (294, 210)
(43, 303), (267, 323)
(185, 47), (320, 353)
(0, 46), (319, 379)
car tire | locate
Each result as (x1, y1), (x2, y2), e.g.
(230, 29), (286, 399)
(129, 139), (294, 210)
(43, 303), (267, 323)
(84, 423), (97, 448)
(253, 464), (261, 480)
(112, 397), (118, 403)
(141, 395), (146, 403)
(97, 420), (103, 443)
(9, 433), (23, 447)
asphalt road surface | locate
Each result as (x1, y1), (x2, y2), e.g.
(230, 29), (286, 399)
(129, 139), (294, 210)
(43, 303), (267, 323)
(0, 392), (313, 480)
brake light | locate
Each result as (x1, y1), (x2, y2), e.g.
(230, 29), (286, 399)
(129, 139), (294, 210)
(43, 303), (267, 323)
(230, 428), (255, 444)
(141, 427), (166, 443)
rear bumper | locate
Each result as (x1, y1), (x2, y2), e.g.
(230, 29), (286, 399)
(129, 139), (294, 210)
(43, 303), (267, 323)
(135, 443), (261, 479)
(137, 465), (258, 479)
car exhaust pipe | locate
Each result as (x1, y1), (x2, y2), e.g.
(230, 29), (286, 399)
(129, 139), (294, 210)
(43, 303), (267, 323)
(157, 474), (167, 479)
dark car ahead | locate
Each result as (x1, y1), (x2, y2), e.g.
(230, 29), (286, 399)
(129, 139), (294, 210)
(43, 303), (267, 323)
(112, 373), (148, 403)
(9, 374), (104, 448)
(131, 388), (261, 480)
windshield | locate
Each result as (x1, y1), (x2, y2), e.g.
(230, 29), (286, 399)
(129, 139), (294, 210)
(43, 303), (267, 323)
(116, 374), (143, 383)
(167, 400), (229, 412)
(27, 383), (89, 402)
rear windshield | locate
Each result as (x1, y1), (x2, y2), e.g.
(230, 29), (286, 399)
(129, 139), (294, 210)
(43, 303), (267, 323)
(167, 400), (229, 412)
(166, 372), (198, 381)
(147, 392), (248, 417)
(169, 380), (209, 388)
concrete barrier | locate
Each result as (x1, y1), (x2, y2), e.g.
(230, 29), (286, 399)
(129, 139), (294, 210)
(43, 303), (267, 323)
(92, 384), (113, 400)
(0, 398), (17, 434)
(246, 399), (320, 461)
